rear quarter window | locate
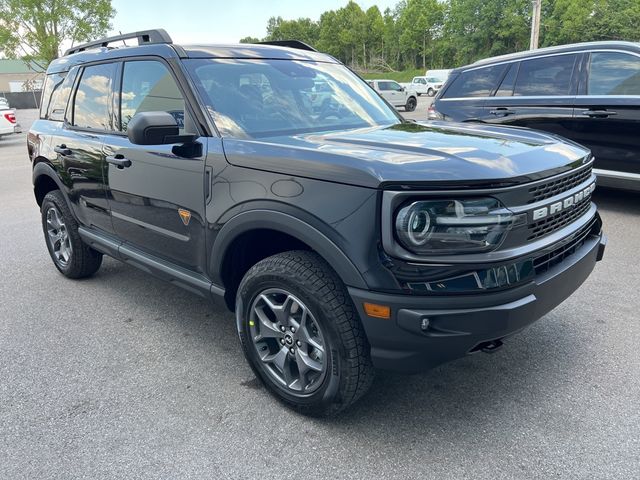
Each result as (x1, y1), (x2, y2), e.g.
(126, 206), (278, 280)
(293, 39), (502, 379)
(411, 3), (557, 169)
(442, 65), (507, 98)
(40, 71), (76, 121)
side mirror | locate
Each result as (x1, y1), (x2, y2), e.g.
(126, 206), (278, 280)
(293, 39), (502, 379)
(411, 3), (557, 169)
(399, 86), (405, 92)
(127, 111), (196, 146)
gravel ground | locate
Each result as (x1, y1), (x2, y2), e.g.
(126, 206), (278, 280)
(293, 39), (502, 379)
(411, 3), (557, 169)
(1, 107), (638, 479)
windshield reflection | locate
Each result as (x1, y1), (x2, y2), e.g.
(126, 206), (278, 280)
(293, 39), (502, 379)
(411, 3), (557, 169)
(185, 58), (401, 138)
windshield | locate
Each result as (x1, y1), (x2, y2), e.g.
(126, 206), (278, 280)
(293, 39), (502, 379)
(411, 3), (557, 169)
(185, 59), (401, 138)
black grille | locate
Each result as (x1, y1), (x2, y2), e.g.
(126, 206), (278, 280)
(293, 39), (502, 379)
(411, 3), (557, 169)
(533, 217), (598, 275)
(528, 166), (592, 204)
(528, 199), (592, 240)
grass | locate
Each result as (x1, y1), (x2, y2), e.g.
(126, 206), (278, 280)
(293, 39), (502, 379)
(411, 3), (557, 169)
(358, 69), (424, 83)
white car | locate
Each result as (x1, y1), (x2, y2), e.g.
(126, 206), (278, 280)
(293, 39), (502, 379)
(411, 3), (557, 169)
(408, 76), (445, 96)
(0, 109), (20, 136)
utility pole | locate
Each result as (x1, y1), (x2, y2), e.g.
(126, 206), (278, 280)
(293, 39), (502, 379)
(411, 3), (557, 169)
(530, 0), (542, 50)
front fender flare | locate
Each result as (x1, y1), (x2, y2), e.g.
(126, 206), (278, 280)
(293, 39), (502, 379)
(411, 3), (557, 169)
(210, 209), (368, 290)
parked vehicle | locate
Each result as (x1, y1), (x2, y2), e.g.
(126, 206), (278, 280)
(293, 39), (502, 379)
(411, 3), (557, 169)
(367, 79), (418, 111)
(432, 41), (640, 191)
(425, 69), (452, 83)
(28, 30), (605, 415)
(0, 96), (10, 109)
(405, 76), (444, 96)
(0, 109), (19, 136)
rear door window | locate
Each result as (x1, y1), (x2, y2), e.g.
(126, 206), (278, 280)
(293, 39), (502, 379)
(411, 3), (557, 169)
(513, 54), (578, 96)
(588, 52), (640, 95)
(73, 63), (117, 130)
(442, 65), (507, 98)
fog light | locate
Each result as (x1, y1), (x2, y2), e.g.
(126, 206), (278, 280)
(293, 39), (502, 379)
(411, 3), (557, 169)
(421, 318), (431, 331)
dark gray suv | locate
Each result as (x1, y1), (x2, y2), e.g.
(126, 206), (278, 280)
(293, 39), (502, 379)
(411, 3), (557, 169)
(28, 30), (606, 415)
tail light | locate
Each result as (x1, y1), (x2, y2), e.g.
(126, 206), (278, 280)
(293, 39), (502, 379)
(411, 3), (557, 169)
(3, 112), (16, 124)
(427, 104), (444, 121)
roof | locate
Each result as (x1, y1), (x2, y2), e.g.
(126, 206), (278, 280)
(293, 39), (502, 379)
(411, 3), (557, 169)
(469, 41), (640, 68)
(0, 59), (45, 74)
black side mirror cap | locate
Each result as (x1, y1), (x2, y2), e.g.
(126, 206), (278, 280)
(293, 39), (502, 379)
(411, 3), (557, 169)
(127, 111), (196, 146)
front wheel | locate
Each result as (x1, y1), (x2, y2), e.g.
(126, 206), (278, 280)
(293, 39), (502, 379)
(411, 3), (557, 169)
(405, 96), (417, 112)
(236, 251), (374, 416)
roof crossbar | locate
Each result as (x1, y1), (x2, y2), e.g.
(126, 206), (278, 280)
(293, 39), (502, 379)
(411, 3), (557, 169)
(64, 29), (173, 56)
(257, 40), (317, 52)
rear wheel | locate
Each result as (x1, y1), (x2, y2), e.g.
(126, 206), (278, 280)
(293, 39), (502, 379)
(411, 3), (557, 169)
(427, 88), (435, 97)
(405, 96), (417, 112)
(41, 190), (102, 278)
(236, 251), (374, 416)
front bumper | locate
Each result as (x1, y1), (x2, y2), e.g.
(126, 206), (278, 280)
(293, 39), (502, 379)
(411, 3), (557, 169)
(349, 231), (606, 373)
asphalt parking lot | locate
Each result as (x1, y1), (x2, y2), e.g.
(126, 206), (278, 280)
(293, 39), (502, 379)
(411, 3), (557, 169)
(1, 105), (639, 479)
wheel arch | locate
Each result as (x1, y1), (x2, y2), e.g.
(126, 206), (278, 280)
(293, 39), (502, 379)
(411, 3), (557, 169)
(32, 160), (70, 208)
(211, 209), (368, 310)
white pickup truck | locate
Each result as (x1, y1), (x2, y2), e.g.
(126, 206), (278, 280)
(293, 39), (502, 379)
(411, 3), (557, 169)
(401, 76), (445, 97)
(367, 79), (418, 112)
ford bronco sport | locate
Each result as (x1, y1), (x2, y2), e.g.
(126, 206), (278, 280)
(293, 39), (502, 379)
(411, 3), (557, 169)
(28, 30), (606, 415)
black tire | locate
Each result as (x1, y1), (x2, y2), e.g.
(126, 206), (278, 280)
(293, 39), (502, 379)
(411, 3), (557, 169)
(41, 190), (102, 279)
(236, 251), (374, 416)
(405, 96), (417, 112)
(427, 88), (435, 97)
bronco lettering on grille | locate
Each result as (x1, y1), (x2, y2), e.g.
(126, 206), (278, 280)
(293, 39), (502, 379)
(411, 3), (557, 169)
(531, 182), (596, 221)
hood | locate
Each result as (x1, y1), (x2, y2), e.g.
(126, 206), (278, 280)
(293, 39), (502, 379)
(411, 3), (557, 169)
(221, 121), (591, 189)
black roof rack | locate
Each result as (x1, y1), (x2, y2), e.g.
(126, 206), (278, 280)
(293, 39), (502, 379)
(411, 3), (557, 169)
(64, 29), (172, 56)
(257, 40), (317, 52)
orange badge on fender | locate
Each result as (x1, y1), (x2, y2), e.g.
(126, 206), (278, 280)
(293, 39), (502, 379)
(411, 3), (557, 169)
(178, 208), (191, 226)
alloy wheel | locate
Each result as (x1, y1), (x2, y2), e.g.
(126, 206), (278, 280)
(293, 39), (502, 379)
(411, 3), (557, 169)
(249, 288), (327, 394)
(46, 206), (72, 267)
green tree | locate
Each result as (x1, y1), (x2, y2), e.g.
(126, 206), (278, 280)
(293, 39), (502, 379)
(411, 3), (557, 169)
(0, 0), (116, 68)
(264, 16), (320, 46)
(239, 36), (261, 44)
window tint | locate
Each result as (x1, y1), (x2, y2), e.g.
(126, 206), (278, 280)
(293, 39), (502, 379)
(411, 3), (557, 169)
(442, 65), (507, 98)
(588, 52), (640, 95)
(495, 63), (518, 96)
(120, 61), (185, 131)
(514, 54), (577, 96)
(73, 63), (116, 130)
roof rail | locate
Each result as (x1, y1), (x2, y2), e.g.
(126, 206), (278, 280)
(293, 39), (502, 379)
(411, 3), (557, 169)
(257, 40), (317, 52)
(64, 29), (172, 56)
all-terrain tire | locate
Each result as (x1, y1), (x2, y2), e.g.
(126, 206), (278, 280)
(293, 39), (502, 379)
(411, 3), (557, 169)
(236, 251), (374, 416)
(41, 190), (102, 279)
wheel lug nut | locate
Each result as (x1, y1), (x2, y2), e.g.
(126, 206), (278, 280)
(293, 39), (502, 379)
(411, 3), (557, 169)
(280, 338), (285, 345)
(289, 348), (295, 354)
(280, 325), (286, 332)
(296, 340), (302, 347)
(290, 327), (295, 333)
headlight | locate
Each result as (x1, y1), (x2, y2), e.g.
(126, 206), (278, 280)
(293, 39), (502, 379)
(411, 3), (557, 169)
(395, 198), (514, 254)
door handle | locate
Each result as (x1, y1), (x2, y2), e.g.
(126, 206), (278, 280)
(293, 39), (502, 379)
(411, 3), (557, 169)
(582, 109), (617, 118)
(489, 108), (515, 116)
(54, 144), (72, 156)
(106, 154), (132, 169)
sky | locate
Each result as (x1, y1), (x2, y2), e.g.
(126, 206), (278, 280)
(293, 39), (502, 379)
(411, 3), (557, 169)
(108, 0), (400, 44)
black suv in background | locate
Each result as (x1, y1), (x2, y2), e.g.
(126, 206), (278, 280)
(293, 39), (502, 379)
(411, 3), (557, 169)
(29, 30), (605, 415)
(432, 41), (640, 191)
